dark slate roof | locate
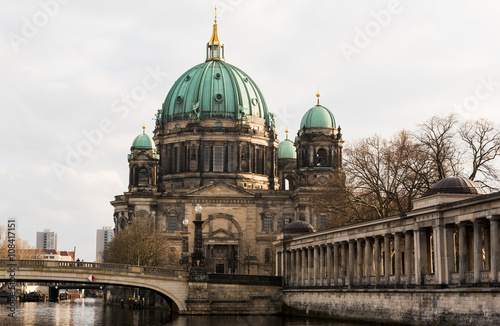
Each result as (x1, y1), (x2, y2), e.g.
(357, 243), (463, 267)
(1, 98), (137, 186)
(424, 176), (486, 197)
(282, 220), (316, 234)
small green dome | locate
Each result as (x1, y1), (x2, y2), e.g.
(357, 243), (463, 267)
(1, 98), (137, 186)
(131, 132), (156, 150)
(300, 105), (336, 129)
(161, 60), (271, 125)
(278, 138), (296, 159)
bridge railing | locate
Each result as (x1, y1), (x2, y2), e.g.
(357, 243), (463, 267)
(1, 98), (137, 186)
(0, 260), (185, 277)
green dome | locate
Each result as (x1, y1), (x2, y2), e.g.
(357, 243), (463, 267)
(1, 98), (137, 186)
(300, 105), (336, 129)
(131, 133), (156, 150)
(161, 60), (271, 125)
(278, 138), (296, 159)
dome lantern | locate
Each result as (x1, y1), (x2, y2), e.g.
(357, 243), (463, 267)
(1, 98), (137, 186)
(206, 6), (224, 61)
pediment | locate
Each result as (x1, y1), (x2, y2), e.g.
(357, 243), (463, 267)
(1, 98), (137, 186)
(208, 228), (236, 238)
(311, 134), (335, 143)
(135, 153), (154, 160)
(184, 182), (255, 198)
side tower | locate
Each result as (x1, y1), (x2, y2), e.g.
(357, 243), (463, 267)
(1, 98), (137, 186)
(128, 126), (159, 193)
(294, 92), (344, 227)
(277, 129), (297, 190)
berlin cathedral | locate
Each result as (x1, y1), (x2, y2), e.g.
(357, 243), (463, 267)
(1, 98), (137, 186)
(111, 14), (344, 274)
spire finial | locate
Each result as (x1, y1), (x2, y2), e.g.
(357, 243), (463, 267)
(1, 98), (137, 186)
(316, 88), (321, 105)
(142, 124), (146, 135)
(207, 6), (224, 61)
(285, 127), (289, 139)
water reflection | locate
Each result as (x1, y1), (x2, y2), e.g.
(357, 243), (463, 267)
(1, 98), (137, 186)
(0, 299), (366, 326)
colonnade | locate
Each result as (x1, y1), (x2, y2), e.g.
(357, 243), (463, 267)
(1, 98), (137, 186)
(276, 215), (500, 288)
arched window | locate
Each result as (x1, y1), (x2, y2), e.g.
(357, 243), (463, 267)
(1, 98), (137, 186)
(316, 148), (328, 166)
(138, 168), (149, 186)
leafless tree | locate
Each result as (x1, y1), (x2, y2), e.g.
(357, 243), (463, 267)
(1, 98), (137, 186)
(238, 240), (258, 275)
(103, 217), (177, 268)
(459, 119), (500, 190)
(0, 225), (43, 259)
(412, 114), (461, 180)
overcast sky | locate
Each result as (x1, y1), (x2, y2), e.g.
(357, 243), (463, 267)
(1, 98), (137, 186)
(1, 0), (500, 261)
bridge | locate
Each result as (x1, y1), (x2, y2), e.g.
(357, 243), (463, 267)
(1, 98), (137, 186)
(0, 260), (189, 312)
(0, 259), (282, 315)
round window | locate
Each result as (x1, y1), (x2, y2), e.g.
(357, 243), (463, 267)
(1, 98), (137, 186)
(215, 94), (223, 102)
(215, 73), (221, 79)
(176, 96), (183, 104)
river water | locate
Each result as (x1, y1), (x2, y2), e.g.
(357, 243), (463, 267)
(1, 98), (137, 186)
(0, 298), (379, 326)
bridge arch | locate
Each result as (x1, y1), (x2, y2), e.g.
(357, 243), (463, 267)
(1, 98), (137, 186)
(0, 260), (188, 312)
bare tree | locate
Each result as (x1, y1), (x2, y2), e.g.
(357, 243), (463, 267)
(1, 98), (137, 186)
(0, 224), (42, 259)
(103, 217), (176, 268)
(459, 119), (500, 190)
(413, 114), (460, 180)
(238, 240), (258, 275)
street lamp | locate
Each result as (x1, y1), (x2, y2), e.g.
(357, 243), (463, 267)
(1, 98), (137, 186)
(190, 204), (207, 281)
(180, 218), (190, 267)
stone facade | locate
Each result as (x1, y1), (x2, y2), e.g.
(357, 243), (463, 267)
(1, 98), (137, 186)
(283, 289), (500, 326)
(111, 21), (344, 275)
(186, 274), (282, 315)
(275, 180), (500, 325)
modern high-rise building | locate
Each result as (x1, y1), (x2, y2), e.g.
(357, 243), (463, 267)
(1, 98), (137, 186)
(96, 227), (114, 263)
(36, 229), (58, 250)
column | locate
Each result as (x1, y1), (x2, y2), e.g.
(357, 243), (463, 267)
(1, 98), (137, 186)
(276, 251), (281, 276)
(394, 233), (402, 285)
(348, 240), (355, 287)
(313, 246), (319, 286)
(365, 238), (373, 285)
(405, 231), (413, 285)
(458, 222), (468, 284)
(308, 247), (314, 286)
(295, 249), (301, 287)
(416, 228), (429, 284)
(356, 239), (363, 285)
(319, 245), (325, 286)
(473, 219), (483, 283)
(290, 250), (295, 287)
(326, 244), (332, 286)
(301, 248), (307, 287)
(341, 242), (347, 286)
(444, 224), (456, 284)
(333, 243), (340, 286)
(384, 234), (392, 284)
(374, 236), (381, 285)
(489, 216), (500, 283)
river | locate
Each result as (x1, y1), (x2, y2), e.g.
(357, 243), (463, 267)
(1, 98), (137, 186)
(0, 298), (380, 326)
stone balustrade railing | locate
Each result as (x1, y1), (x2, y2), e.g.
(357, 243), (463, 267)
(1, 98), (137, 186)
(0, 259), (186, 278)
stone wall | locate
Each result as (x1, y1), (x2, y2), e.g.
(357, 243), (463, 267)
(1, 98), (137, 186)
(185, 275), (282, 314)
(283, 288), (500, 326)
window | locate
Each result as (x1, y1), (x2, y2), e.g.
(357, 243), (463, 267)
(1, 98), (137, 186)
(262, 217), (272, 232)
(168, 214), (178, 232)
(264, 248), (272, 264)
(174, 147), (180, 172)
(316, 148), (328, 166)
(138, 168), (148, 185)
(284, 218), (291, 226)
(213, 146), (224, 172)
(204, 146), (210, 171)
(319, 214), (327, 226)
(227, 146), (233, 172)
(215, 122), (222, 127)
